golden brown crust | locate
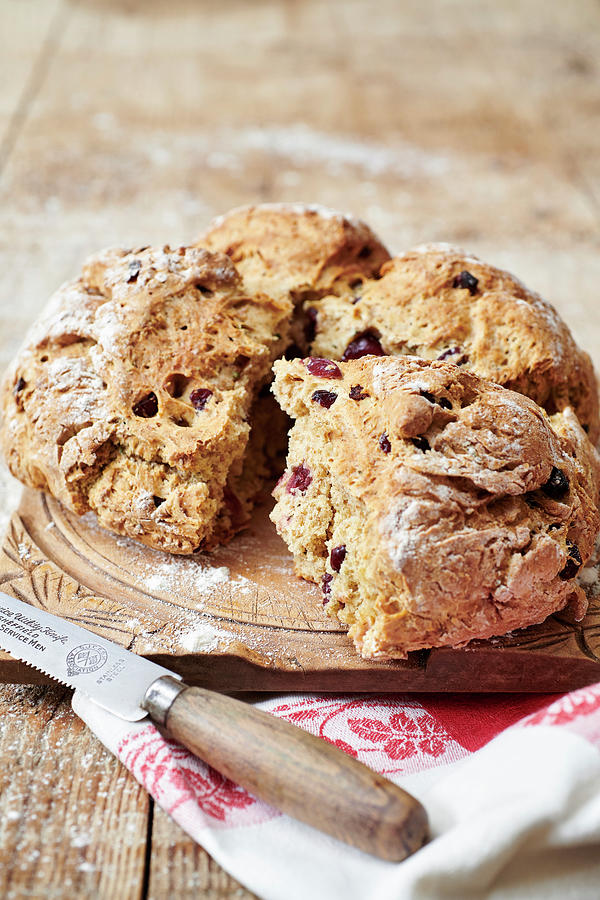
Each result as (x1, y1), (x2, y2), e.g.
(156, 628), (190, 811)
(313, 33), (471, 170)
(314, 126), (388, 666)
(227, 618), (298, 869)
(1, 245), (292, 554)
(199, 202), (391, 307)
(271, 355), (600, 659)
(308, 244), (600, 442)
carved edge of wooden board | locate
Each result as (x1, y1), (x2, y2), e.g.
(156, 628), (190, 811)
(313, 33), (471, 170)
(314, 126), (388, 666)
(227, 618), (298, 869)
(0, 490), (599, 692)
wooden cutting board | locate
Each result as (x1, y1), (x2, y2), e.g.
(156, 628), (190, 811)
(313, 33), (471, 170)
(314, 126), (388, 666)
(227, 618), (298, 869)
(0, 487), (599, 692)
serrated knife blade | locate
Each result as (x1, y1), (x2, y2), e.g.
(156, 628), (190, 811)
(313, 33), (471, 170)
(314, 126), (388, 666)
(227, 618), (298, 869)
(0, 589), (429, 861)
(0, 590), (178, 719)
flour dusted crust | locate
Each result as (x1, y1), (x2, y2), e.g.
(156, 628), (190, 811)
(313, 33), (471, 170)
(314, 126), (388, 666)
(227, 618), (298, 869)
(307, 244), (600, 443)
(271, 356), (600, 659)
(1, 245), (292, 554)
(200, 203), (391, 346)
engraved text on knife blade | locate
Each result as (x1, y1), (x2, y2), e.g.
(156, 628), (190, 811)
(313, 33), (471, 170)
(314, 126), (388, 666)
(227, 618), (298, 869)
(0, 591), (180, 721)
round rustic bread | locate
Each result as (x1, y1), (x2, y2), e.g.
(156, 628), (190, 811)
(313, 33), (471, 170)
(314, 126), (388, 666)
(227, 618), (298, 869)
(270, 354), (600, 659)
(307, 243), (600, 443)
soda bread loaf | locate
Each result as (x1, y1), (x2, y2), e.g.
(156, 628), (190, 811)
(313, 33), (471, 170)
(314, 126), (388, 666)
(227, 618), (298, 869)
(270, 355), (600, 659)
(2, 204), (599, 659)
(306, 243), (600, 443)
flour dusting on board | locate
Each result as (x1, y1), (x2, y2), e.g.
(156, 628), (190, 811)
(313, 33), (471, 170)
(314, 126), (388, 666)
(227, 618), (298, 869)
(0, 463), (22, 539)
(143, 560), (231, 596)
(70, 509), (272, 657)
(579, 531), (600, 597)
(79, 510), (255, 607)
(179, 622), (234, 653)
(139, 557), (255, 605)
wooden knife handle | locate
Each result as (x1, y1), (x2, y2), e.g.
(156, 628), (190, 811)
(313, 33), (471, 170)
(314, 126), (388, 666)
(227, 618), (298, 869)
(147, 679), (428, 861)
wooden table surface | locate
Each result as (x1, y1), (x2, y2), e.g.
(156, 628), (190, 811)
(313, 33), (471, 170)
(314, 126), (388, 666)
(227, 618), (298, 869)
(0, 0), (599, 896)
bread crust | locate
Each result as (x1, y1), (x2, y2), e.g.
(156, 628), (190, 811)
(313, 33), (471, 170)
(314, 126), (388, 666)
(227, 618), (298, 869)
(1, 204), (390, 554)
(200, 202), (391, 304)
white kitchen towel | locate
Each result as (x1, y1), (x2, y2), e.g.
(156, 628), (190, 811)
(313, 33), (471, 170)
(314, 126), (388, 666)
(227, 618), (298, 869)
(73, 685), (600, 899)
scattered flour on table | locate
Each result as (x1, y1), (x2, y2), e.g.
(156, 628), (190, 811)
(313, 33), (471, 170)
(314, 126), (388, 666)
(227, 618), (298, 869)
(78, 862), (96, 874)
(69, 827), (91, 848)
(138, 123), (450, 179)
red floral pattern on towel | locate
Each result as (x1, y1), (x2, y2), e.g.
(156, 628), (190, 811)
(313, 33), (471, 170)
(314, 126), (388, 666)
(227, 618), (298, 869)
(113, 685), (600, 828)
(118, 726), (274, 828)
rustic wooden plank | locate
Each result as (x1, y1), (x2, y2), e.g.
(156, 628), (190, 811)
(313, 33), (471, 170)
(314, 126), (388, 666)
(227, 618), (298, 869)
(148, 806), (257, 900)
(0, 685), (149, 899)
(0, 0), (599, 895)
(0, 0), (66, 149)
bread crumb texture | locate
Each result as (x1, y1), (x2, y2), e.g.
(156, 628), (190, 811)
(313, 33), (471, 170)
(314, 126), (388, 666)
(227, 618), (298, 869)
(271, 355), (600, 659)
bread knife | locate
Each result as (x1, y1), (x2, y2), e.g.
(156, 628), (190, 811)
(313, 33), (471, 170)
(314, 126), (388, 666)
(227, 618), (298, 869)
(0, 590), (428, 861)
